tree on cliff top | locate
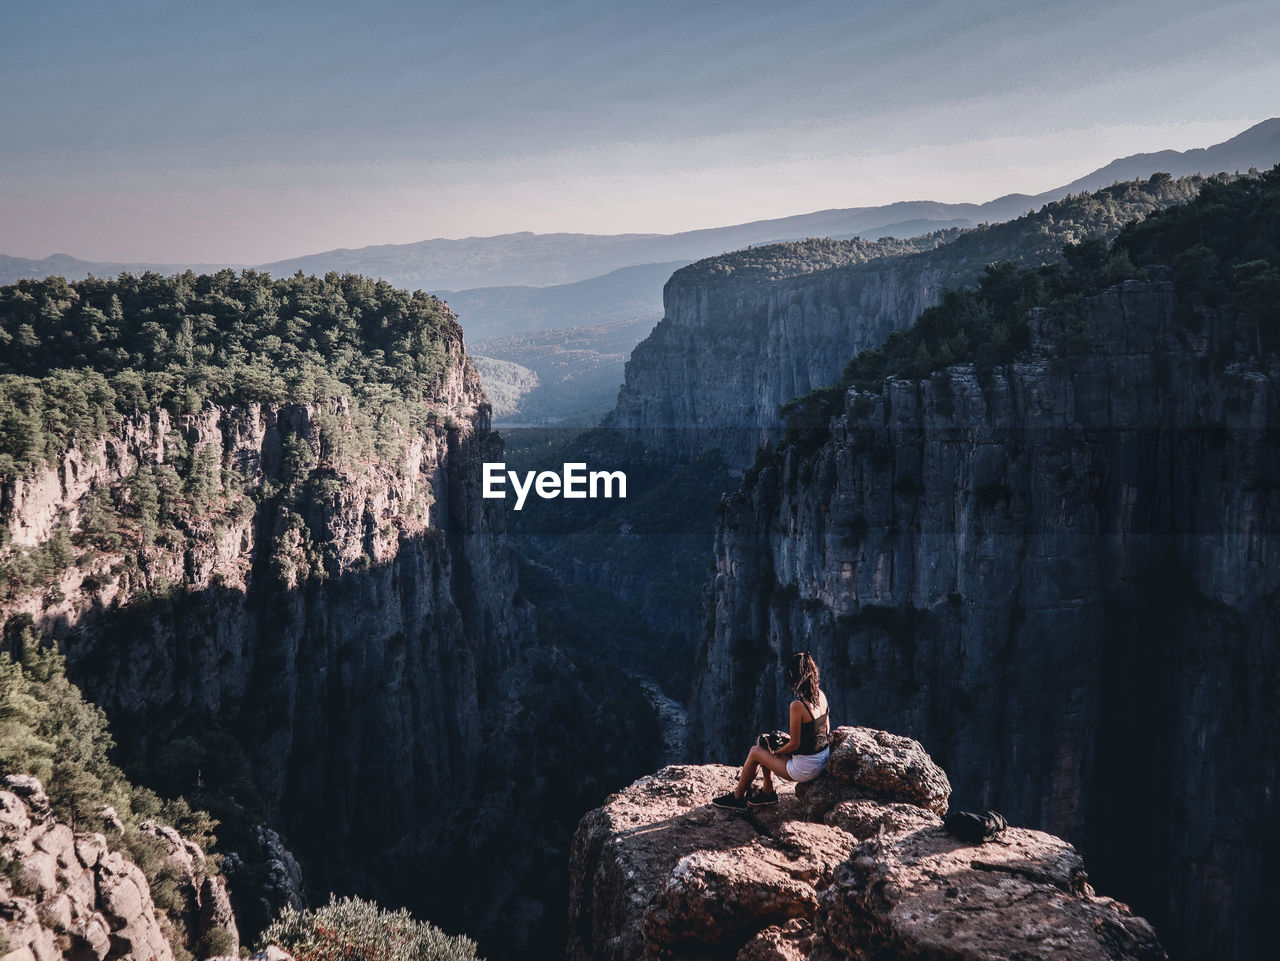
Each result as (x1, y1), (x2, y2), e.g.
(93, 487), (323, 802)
(0, 270), (464, 474)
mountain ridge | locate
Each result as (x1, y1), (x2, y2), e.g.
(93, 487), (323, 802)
(4, 119), (1276, 293)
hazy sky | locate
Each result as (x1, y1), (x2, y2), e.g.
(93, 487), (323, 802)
(2, 0), (1277, 263)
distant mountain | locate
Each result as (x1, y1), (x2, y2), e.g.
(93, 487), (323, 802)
(1038, 117), (1280, 199)
(257, 119), (1280, 291)
(0, 253), (239, 286)
(441, 260), (688, 341)
(255, 204), (1000, 292)
(3, 119), (1277, 292)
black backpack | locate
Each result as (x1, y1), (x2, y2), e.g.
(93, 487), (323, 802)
(943, 809), (1008, 843)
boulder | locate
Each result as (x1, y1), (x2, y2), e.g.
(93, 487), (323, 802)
(569, 727), (1165, 961)
(795, 726), (951, 818)
(0, 776), (238, 961)
(250, 946), (296, 961)
(823, 824), (1166, 960)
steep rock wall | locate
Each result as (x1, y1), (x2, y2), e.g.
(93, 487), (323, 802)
(606, 256), (951, 467)
(694, 281), (1278, 961)
(0, 353), (540, 944)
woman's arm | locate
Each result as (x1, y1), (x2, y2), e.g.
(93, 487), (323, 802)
(771, 700), (806, 756)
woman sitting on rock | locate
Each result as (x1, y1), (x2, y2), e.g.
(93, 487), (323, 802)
(713, 651), (831, 810)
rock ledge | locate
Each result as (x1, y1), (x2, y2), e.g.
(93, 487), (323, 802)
(569, 726), (1165, 961)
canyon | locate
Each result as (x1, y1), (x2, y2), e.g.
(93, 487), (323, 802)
(3, 169), (1278, 961)
(0, 293), (659, 957)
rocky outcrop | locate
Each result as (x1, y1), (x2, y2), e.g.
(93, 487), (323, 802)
(605, 178), (1205, 468)
(245, 827), (304, 922)
(792, 726), (950, 820)
(0, 775), (236, 961)
(695, 279), (1279, 960)
(569, 726), (1164, 961)
(138, 819), (240, 957)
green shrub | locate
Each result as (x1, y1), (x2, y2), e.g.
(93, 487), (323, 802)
(197, 925), (236, 958)
(259, 895), (483, 961)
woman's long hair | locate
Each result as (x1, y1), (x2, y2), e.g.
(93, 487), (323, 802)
(786, 651), (821, 706)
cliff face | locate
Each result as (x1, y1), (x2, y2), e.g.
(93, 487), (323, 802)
(0, 774), (237, 961)
(0, 353), (543, 944)
(694, 280), (1279, 960)
(605, 178), (1206, 469)
(569, 726), (1165, 961)
(606, 255), (951, 467)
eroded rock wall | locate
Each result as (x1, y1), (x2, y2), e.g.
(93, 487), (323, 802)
(694, 281), (1279, 960)
(0, 352), (542, 945)
(606, 256), (953, 467)
(605, 179), (1206, 470)
(0, 775), (236, 961)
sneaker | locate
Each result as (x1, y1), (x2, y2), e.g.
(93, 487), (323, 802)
(711, 791), (749, 811)
(747, 789), (778, 807)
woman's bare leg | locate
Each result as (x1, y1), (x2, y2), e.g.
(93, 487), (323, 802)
(736, 745), (793, 797)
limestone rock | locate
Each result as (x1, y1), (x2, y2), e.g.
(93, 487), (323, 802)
(0, 776), (239, 961)
(695, 280), (1279, 959)
(795, 726), (950, 818)
(1, 778), (49, 821)
(569, 764), (850, 961)
(823, 798), (941, 840)
(822, 825), (1166, 960)
(139, 818), (240, 957)
(249, 947), (295, 961)
(735, 919), (813, 961)
(569, 729), (1166, 961)
(605, 237), (963, 468)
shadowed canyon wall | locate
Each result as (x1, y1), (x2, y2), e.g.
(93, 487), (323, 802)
(1, 348), (658, 957)
(693, 280), (1278, 960)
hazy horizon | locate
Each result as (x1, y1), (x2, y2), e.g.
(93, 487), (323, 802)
(3, 0), (1278, 264)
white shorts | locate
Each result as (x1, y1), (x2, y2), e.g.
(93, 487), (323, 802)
(786, 748), (830, 783)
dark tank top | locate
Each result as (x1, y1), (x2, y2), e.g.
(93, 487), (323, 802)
(798, 695), (830, 755)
